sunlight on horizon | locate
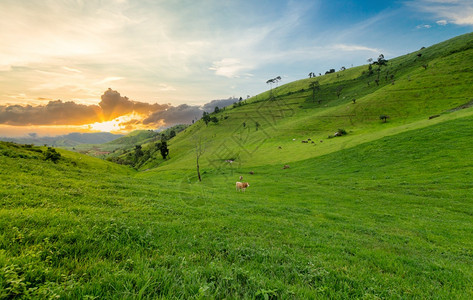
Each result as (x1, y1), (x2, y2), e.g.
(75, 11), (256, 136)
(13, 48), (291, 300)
(86, 112), (151, 134)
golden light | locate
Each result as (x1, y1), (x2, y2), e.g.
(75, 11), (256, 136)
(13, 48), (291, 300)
(86, 112), (147, 133)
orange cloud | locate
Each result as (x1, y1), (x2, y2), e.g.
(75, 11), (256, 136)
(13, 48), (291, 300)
(0, 89), (170, 127)
(99, 88), (169, 121)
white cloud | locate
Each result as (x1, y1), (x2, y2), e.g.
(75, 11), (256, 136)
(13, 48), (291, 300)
(156, 84), (176, 92)
(436, 19), (448, 25)
(408, 0), (473, 25)
(63, 66), (82, 73)
(333, 44), (381, 53)
(209, 58), (253, 78)
(416, 24), (432, 28)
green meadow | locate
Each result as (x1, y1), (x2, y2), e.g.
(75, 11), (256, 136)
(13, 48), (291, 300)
(1, 33), (473, 298)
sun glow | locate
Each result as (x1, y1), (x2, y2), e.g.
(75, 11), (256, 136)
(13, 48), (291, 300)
(87, 112), (148, 133)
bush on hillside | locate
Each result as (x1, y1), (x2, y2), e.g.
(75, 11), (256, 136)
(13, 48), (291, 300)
(379, 115), (390, 123)
(328, 129), (347, 138)
(44, 147), (61, 163)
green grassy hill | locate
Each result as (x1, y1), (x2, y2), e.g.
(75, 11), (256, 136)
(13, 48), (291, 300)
(0, 132), (123, 149)
(1, 33), (473, 298)
(148, 32), (473, 171)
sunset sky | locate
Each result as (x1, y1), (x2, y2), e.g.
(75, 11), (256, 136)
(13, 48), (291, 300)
(1, 0), (472, 137)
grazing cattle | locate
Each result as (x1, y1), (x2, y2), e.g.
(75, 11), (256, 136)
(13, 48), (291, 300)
(301, 140), (308, 143)
(278, 146), (282, 149)
(307, 138), (311, 141)
(283, 165), (290, 169)
(236, 182), (250, 192)
(239, 175), (243, 181)
(249, 171), (254, 175)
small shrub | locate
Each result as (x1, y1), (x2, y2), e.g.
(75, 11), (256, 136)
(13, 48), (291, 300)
(44, 147), (61, 163)
(379, 115), (390, 123)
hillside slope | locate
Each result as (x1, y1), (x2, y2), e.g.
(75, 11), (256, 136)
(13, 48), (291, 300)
(142, 32), (473, 171)
(2, 112), (472, 298)
(0, 132), (123, 148)
(2, 32), (473, 299)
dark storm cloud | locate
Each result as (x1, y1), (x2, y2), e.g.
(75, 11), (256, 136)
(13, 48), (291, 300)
(0, 100), (101, 125)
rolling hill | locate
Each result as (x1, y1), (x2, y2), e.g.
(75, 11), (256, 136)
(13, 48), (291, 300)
(0, 132), (123, 148)
(126, 32), (472, 172)
(1, 32), (473, 298)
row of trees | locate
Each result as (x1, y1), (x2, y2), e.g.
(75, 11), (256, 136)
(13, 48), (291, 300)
(202, 111), (219, 126)
(105, 124), (192, 168)
(306, 54), (389, 103)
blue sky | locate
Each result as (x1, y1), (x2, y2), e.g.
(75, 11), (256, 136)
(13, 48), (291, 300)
(0, 0), (472, 135)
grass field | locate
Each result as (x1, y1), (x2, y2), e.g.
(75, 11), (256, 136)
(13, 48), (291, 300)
(2, 113), (473, 298)
(1, 33), (473, 298)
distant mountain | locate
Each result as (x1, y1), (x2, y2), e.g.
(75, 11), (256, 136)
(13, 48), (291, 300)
(0, 132), (124, 147)
(105, 130), (159, 147)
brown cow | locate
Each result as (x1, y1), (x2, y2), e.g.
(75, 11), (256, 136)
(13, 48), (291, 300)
(236, 182), (250, 192)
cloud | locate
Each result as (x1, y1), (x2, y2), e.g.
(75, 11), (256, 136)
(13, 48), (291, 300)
(99, 88), (169, 120)
(143, 97), (238, 127)
(143, 104), (202, 127)
(157, 84), (176, 91)
(202, 97), (238, 112)
(63, 66), (82, 73)
(416, 24), (432, 28)
(0, 89), (170, 126)
(0, 101), (102, 126)
(0, 87), (237, 132)
(436, 19), (448, 25)
(409, 0), (473, 25)
(333, 44), (381, 53)
(209, 58), (253, 78)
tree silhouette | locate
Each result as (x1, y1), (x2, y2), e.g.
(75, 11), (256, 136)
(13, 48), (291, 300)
(193, 136), (205, 182)
(156, 141), (169, 159)
(336, 85), (343, 99)
(134, 145), (143, 158)
(202, 111), (211, 126)
(374, 54), (387, 66)
(309, 80), (320, 103)
(266, 76), (282, 99)
(379, 115), (389, 123)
